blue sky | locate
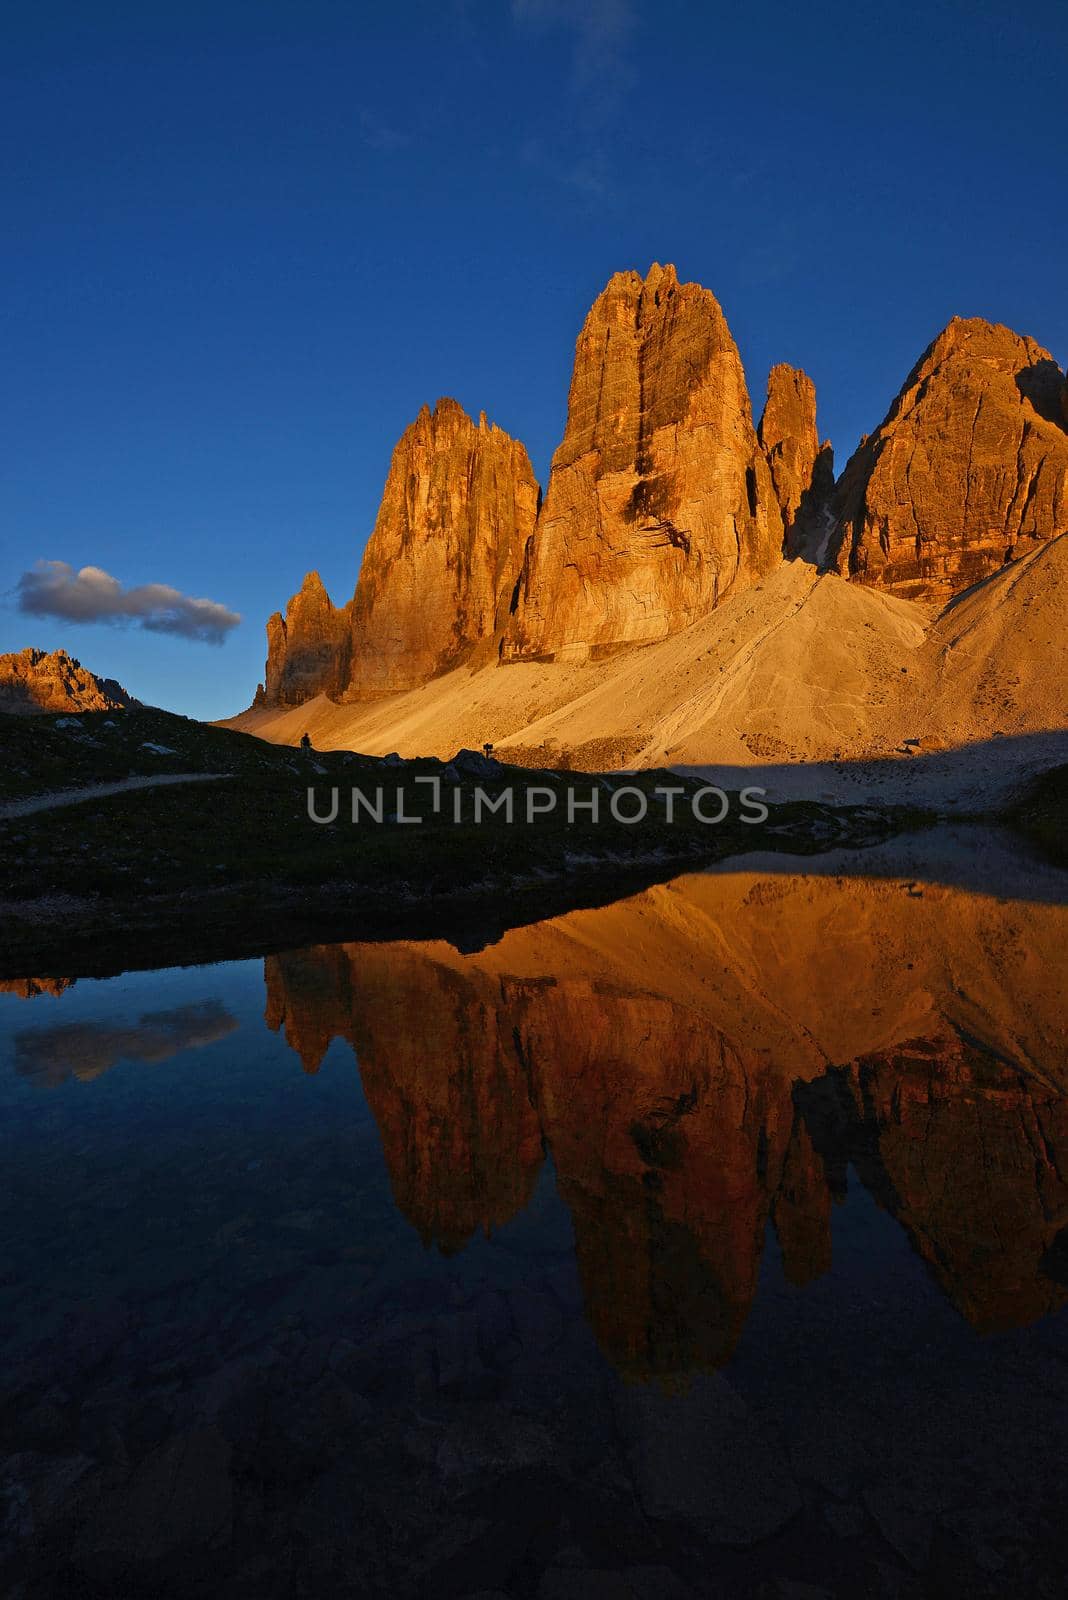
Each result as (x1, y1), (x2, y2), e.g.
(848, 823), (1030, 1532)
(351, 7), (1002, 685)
(2, 0), (1066, 720)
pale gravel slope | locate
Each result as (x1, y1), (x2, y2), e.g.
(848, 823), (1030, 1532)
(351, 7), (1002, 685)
(224, 537), (1068, 807)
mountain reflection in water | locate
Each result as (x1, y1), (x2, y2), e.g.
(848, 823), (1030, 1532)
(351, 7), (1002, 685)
(264, 863), (1068, 1377)
(2, 838), (1068, 1599)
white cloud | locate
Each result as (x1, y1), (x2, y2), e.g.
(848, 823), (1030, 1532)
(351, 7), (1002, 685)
(16, 561), (241, 645)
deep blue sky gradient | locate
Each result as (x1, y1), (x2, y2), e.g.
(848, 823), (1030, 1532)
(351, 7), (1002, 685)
(2, 0), (1066, 718)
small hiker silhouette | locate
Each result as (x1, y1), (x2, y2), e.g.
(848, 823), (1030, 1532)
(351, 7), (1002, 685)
(300, 732), (312, 753)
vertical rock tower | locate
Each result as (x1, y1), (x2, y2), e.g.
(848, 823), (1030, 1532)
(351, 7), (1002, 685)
(758, 364), (834, 558)
(257, 401), (539, 707)
(503, 264), (784, 662)
(256, 572), (351, 708)
(345, 398), (540, 697)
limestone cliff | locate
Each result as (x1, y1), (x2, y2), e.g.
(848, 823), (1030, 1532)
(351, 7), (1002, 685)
(255, 572), (351, 708)
(247, 288), (1067, 711)
(758, 364), (834, 558)
(0, 648), (138, 715)
(503, 264), (784, 663)
(344, 398), (539, 698)
(830, 317), (1068, 600)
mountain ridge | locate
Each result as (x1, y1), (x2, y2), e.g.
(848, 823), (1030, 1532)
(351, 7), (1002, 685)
(0, 648), (140, 715)
(241, 266), (1068, 785)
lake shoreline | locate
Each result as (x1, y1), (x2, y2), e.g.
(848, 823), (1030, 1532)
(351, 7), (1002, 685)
(1, 708), (1061, 979)
(1, 801), (924, 979)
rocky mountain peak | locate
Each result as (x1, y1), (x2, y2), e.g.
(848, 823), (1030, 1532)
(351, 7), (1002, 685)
(248, 274), (1068, 714)
(758, 364), (834, 558)
(343, 398), (539, 698)
(641, 260), (679, 300)
(830, 316), (1068, 599)
(503, 265), (783, 662)
(257, 571), (352, 708)
(0, 647), (139, 715)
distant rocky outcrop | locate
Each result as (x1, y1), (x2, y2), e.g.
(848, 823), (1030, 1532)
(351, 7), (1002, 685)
(503, 264), (784, 662)
(758, 364), (834, 558)
(254, 572), (352, 708)
(0, 648), (139, 715)
(830, 317), (1068, 600)
(346, 398), (539, 698)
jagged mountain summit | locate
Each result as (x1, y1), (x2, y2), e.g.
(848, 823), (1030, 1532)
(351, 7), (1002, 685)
(830, 317), (1068, 600)
(254, 264), (832, 708)
(758, 364), (834, 558)
(0, 648), (140, 715)
(256, 399), (538, 708)
(244, 267), (1067, 770)
(256, 572), (351, 708)
(347, 398), (539, 697)
(502, 263), (786, 662)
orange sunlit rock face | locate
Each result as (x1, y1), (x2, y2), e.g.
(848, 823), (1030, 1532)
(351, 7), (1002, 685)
(0, 648), (138, 715)
(256, 573), (352, 708)
(246, 271), (1068, 725)
(256, 399), (538, 708)
(503, 264), (784, 662)
(757, 364), (834, 559)
(262, 866), (1068, 1380)
(345, 398), (539, 698)
(831, 318), (1068, 600)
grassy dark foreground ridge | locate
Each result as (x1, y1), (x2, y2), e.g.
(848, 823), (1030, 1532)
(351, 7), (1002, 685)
(0, 706), (952, 977)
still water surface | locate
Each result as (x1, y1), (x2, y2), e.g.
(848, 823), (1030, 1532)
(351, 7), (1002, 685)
(2, 833), (1067, 1598)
